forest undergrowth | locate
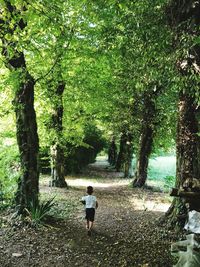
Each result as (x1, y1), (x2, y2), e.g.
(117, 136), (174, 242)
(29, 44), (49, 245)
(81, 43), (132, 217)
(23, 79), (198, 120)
(0, 160), (184, 267)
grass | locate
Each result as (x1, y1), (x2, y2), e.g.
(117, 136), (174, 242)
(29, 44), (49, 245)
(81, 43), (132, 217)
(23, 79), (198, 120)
(148, 156), (176, 180)
(147, 156), (176, 192)
(131, 155), (176, 192)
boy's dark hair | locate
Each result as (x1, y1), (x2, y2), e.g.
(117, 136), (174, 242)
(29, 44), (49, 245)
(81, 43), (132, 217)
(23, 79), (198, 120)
(87, 186), (93, 195)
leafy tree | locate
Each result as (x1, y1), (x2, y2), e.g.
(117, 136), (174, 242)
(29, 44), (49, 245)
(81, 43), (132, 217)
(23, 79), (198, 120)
(94, 0), (177, 181)
(133, 86), (162, 186)
(0, 0), (40, 212)
(165, 0), (200, 226)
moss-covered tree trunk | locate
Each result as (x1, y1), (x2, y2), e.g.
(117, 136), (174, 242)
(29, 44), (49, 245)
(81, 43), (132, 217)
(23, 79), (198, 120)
(176, 94), (199, 189)
(14, 68), (39, 210)
(1, 1), (39, 212)
(165, 0), (200, 227)
(50, 82), (68, 188)
(165, 92), (200, 226)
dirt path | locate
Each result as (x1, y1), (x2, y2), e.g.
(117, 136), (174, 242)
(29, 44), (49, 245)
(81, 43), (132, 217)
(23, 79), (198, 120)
(0, 158), (182, 267)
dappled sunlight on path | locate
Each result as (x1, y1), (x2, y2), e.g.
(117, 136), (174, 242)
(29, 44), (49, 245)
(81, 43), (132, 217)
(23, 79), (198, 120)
(67, 177), (131, 188)
(128, 193), (170, 212)
(0, 157), (177, 267)
(67, 156), (171, 213)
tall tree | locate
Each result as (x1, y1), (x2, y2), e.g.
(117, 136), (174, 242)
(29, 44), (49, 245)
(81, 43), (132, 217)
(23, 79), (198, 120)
(50, 80), (68, 187)
(115, 131), (133, 177)
(0, 0), (39, 212)
(133, 87), (161, 187)
(108, 137), (117, 166)
(165, 0), (200, 226)
(94, 0), (175, 180)
(116, 132), (127, 172)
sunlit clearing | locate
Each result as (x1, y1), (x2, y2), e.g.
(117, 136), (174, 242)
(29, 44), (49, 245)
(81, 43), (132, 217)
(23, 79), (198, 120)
(67, 178), (131, 188)
(148, 156), (176, 180)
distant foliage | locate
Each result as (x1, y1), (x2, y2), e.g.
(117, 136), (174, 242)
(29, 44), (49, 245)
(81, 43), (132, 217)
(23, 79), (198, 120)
(39, 124), (106, 174)
(65, 124), (106, 173)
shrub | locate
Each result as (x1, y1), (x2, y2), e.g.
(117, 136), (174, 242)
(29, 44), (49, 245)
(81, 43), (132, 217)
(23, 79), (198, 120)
(164, 175), (175, 191)
(0, 144), (20, 207)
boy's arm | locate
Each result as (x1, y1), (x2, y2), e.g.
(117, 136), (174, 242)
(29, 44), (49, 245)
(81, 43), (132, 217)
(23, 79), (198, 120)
(80, 197), (86, 205)
(96, 201), (98, 209)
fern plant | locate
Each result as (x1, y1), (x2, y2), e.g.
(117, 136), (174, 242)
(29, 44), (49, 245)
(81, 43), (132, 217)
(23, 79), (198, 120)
(26, 198), (55, 227)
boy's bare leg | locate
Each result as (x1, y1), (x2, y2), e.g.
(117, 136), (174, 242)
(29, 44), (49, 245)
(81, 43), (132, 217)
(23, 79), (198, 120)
(87, 221), (93, 236)
(86, 220), (89, 229)
(88, 221), (94, 231)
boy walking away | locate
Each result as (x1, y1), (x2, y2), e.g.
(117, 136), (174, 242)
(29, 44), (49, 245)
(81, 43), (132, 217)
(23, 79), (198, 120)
(81, 186), (98, 236)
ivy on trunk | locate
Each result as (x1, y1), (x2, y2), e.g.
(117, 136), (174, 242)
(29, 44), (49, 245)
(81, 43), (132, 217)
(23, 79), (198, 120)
(165, 0), (200, 227)
(166, 92), (200, 226)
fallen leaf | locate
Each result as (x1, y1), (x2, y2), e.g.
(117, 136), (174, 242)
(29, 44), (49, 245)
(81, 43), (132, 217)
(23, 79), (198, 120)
(12, 253), (23, 257)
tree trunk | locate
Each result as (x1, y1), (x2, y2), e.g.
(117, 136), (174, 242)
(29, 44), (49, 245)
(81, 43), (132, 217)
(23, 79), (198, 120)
(14, 70), (40, 210)
(50, 143), (67, 187)
(116, 132), (133, 177)
(1, 1), (40, 212)
(164, 0), (200, 227)
(50, 82), (68, 188)
(133, 92), (157, 187)
(133, 126), (153, 187)
(108, 138), (117, 166)
(116, 133), (127, 172)
(124, 133), (133, 178)
(165, 92), (200, 226)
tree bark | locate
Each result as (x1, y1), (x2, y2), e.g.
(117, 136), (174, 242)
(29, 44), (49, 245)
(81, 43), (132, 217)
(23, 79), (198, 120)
(108, 138), (117, 166)
(176, 93), (199, 187)
(165, 0), (200, 227)
(133, 127), (153, 187)
(50, 142), (67, 187)
(165, 92), (200, 226)
(124, 133), (133, 178)
(116, 132), (133, 177)
(133, 91), (157, 187)
(14, 70), (39, 210)
(50, 82), (68, 188)
(116, 133), (127, 172)
(1, 1), (40, 212)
